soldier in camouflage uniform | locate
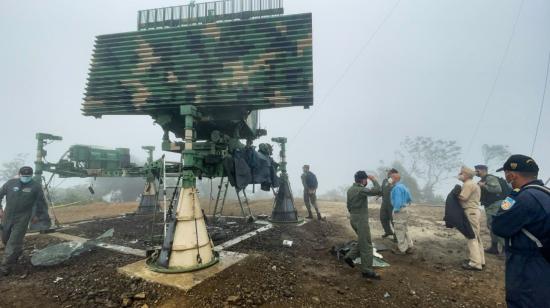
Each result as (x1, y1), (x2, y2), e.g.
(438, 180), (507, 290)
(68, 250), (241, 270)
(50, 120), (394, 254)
(343, 171), (381, 280)
(380, 169), (398, 241)
(475, 165), (506, 255)
(0, 167), (46, 276)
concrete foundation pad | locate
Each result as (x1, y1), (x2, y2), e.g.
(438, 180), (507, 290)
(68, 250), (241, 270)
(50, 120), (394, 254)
(117, 250), (248, 291)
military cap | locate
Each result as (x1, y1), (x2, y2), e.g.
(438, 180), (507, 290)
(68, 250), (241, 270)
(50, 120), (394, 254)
(19, 166), (33, 176)
(496, 154), (539, 173)
(474, 164), (488, 170)
(354, 171), (368, 182)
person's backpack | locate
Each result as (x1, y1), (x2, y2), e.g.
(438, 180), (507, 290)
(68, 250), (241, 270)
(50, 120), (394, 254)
(496, 176), (512, 197)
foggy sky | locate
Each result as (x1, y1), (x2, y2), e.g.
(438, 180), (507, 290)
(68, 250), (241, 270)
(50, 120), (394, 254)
(0, 0), (549, 195)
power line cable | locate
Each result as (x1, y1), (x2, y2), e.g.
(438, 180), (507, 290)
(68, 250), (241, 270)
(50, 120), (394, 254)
(465, 0), (525, 155)
(531, 50), (550, 155)
(290, 0), (402, 143)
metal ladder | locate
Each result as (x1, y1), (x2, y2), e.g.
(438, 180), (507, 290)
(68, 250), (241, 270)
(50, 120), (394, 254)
(212, 177), (253, 221)
(236, 189), (253, 219)
(149, 158), (181, 247)
(212, 177), (229, 221)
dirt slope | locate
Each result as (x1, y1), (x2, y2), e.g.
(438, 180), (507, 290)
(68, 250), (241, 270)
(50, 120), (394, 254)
(0, 199), (506, 307)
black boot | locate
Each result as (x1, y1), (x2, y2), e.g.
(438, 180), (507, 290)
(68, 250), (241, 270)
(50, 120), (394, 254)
(362, 269), (381, 280)
(0, 265), (10, 277)
(343, 257), (355, 268)
(485, 245), (499, 255)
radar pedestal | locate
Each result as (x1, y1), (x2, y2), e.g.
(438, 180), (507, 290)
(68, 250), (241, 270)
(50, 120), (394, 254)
(167, 187), (217, 269)
(269, 138), (302, 223)
(148, 106), (218, 273)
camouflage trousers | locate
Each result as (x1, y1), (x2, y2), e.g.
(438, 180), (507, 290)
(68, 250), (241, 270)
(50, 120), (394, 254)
(1, 213), (32, 267)
(345, 209), (373, 272)
(304, 190), (320, 218)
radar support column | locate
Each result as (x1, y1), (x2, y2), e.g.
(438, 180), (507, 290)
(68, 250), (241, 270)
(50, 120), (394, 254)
(30, 133), (62, 231)
(149, 106), (218, 272)
(269, 137), (302, 223)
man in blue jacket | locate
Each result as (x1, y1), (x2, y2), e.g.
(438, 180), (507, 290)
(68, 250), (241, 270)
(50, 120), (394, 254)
(492, 155), (550, 307)
(390, 171), (414, 255)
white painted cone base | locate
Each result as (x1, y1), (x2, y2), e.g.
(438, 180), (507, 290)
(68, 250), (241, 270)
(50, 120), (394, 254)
(168, 187), (215, 269)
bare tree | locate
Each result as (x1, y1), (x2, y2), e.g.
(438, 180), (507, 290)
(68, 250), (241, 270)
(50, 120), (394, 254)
(375, 160), (422, 201)
(481, 144), (511, 169)
(0, 154), (29, 182)
(397, 136), (462, 202)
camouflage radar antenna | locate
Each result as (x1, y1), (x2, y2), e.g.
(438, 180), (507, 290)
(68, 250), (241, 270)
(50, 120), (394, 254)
(137, 0), (284, 30)
(83, 0), (313, 273)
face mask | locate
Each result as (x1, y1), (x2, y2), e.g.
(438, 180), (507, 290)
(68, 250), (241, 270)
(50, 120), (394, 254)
(387, 178), (394, 184)
(20, 176), (32, 184)
(505, 173), (516, 187)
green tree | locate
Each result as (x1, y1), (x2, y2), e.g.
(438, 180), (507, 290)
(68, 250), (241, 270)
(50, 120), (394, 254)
(375, 160), (422, 201)
(481, 144), (511, 169)
(397, 136), (462, 202)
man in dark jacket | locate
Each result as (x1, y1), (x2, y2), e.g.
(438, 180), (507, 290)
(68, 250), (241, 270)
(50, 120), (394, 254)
(445, 187), (476, 239)
(0, 166), (45, 276)
(301, 165), (321, 219)
(492, 155), (550, 307)
(380, 169), (397, 240)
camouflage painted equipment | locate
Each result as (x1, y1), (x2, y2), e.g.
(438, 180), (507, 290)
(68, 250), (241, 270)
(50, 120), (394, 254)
(83, 13), (313, 119)
(137, 0), (285, 30)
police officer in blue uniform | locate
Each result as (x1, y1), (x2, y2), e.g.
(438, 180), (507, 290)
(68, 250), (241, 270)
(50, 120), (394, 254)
(492, 155), (550, 307)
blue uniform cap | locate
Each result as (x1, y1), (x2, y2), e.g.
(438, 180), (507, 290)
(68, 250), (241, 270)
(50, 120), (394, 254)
(354, 171), (368, 182)
(496, 154), (539, 173)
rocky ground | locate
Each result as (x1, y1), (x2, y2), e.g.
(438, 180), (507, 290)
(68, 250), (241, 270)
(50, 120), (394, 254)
(60, 213), (263, 249)
(0, 199), (506, 307)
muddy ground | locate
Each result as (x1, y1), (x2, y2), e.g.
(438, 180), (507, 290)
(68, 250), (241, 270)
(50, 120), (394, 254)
(0, 199), (506, 307)
(60, 213), (263, 249)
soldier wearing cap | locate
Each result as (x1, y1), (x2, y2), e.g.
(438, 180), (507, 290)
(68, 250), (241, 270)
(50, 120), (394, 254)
(301, 165), (321, 220)
(474, 164), (506, 255)
(343, 171), (381, 280)
(492, 155), (550, 307)
(456, 166), (485, 270)
(0, 166), (47, 276)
